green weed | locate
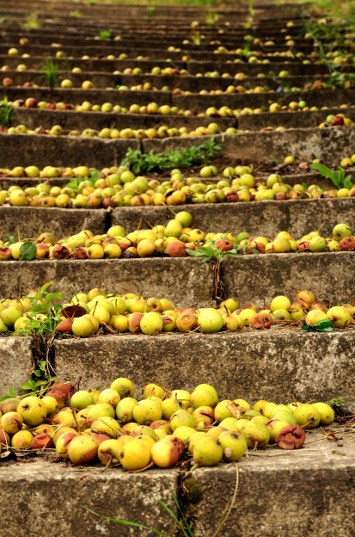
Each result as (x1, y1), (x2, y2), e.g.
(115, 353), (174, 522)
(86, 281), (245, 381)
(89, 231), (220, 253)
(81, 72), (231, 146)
(310, 162), (353, 189)
(39, 58), (59, 88)
(22, 12), (40, 30)
(97, 29), (113, 39)
(13, 282), (63, 395)
(121, 139), (222, 174)
(0, 98), (13, 127)
(69, 10), (82, 18)
(186, 240), (244, 263)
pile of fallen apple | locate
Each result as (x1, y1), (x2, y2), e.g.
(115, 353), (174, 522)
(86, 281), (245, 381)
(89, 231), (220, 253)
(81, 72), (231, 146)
(1, 287), (353, 336)
(5, 95), (354, 119)
(0, 379), (335, 469)
(1, 161), (354, 210)
(1, 219), (354, 262)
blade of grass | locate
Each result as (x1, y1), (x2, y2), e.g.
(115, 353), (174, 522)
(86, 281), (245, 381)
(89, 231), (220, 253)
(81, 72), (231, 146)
(82, 506), (171, 536)
(159, 499), (193, 537)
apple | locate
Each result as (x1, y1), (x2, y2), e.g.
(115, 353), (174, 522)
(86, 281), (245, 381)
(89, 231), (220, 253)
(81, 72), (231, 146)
(243, 420), (270, 448)
(198, 308), (224, 333)
(293, 404), (320, 429)
(327, 306), (352, 328)
(70, 390), (94, 410)
(98, 437), (132, 466)
(11, 430), (33, 450)
(61, 79), (73, 88)
(31, 432), (54, 449)
(305, 310), (329, 325)
(133, 399), (162, 425)
(91, 416), (121, 438)
(161, 398), (180, 420)
(17, 397), (47, 426)
(140, 312), (163, 334)
(312, 402), (335, 425)
(98, 388), (120, 407)
(333, 223), (352, 240)
(218, 431), (248, 461)
(72, 317), (94, 337)
(193, 436), (223, 466)
(67, 434), (99, 465)
(119, 437), (151, 470)
(0, 411), (23, 434)
(87, 403), (115, 420)
(151, 437), (182, 468)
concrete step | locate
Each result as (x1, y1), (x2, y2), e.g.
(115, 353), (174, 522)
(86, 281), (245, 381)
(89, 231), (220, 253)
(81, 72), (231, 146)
(143, 126), (355, 164)
(1, 198), (354, 241)
(192, 431), (355, 537)
(111, 198), (355, 238)
(0, 432), (355, 537)
(0, 459), (178, 537)
(0, 337), (32, 394)
(222, 251), (355, 306)
(0, 428), (353, 537)
(10, 108), (236, 132)
(0, 258), (215, 305)
(54, 331), (355, 406)
(0, 207), (108, 238)
(0, 126), (353, 169)
(0, 252), (352, 305)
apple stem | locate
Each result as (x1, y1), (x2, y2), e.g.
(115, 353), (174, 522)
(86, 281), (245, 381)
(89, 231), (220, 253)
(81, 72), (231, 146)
(130, 461), (154, 473)
(72, 408), (80, 432)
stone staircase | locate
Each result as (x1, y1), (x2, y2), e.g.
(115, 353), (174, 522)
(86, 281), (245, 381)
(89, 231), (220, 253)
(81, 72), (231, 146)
(0, 0), (354, 535)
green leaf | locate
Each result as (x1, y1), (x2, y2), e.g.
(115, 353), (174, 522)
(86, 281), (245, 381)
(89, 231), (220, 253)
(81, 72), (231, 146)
(310, 162), (336, 181)
(309, 163), (353, 190)
(302, 319), (333, 332)
(0, 386), (17, 402)
(67, 179), (81, 190)
(6, 235), (16, 245)
(344, 176), (354, 189)
(39, 282), (53, 293)
(21, 379), (36, 391)
(34, 380), (48, 388)
(19, 242), (37, 261)
(328, 396), (346, 409)
(121, 139), (222, 174)
(45, 292), (63, 303)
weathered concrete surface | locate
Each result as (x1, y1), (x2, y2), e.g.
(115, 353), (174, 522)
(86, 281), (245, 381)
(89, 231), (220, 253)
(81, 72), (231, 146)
(142, 126), (355, 162)
(11, 108), (236, 131)
(0, 55), (186, 72)
(187, 61), (330, 77)
(173, 90), (355, 112)
(0, 459), (178, 537)
(0, 432), (354, 537)
(112, 198), (355, 237)
(0, 258), (215, 305)
(0, 134), (140, 168)
(2, 87), (171, 107)
(222, 251), (355, 305)
(0, 337), (33, 393)
(192, 431), (355, 537)
(0, 207), (107, 237)
(220, 126), (355, 162)
(238, 107), (355, 130)
(54, 331), (355, 404)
